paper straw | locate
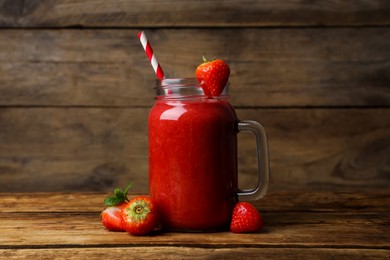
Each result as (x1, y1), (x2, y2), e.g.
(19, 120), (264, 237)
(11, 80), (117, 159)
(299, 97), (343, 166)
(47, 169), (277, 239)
(138, 31), (165, 80)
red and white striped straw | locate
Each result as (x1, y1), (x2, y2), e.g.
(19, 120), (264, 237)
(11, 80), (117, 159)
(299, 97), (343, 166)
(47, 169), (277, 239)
(138, 31), (165, 80)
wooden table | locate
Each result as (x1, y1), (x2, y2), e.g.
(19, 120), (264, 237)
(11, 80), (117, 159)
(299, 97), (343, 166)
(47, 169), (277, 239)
(0, 192), (389, 259)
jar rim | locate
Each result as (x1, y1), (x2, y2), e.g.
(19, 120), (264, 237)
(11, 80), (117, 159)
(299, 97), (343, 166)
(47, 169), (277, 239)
(154, 77), (229, 100)
(156, 78), (199, 88)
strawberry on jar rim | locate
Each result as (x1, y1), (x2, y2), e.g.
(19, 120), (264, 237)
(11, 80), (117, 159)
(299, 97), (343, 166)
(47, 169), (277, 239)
(195, 55), (230, 97)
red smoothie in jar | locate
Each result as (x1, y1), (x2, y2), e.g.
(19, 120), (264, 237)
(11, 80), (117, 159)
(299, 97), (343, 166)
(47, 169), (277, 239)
(148, 81), (238, 231)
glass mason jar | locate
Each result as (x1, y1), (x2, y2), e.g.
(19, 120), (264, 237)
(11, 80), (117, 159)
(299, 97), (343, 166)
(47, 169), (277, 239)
(148, 78), (269, 231)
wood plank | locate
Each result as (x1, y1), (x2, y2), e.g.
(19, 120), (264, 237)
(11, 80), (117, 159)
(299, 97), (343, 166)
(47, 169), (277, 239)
(237, 108), (390, 192)
(0, 192), (388, 213)
(1, 247), (389, 260)
(0, 28), (389, 107)
(1, 192), (388, 258)
(0, 211), (388, 248)
(0, 108), (388, 192)
(0, 108), (150, 194)
(0, 0), (389, 27)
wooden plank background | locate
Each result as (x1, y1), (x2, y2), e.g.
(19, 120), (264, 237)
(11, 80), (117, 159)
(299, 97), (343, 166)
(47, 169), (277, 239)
(0, 0), (389, 193)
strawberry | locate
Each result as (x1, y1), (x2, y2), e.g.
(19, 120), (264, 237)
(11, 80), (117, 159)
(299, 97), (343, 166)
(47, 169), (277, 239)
(121, 196), (159, 235)
(101, 203), (127, 231)
(195, 55), (230, 97)
(230, 202), (264, 233)
(101, 183), (132, 232)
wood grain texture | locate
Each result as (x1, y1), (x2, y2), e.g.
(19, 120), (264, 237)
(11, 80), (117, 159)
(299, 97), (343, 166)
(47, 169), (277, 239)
(0, 108), (388, 192)
(0, 2), (389, 194)
(0, 0), (389, 27)
(0, 108), (150, 193)
(0, 191), (389, 259)
(1, 192), (388, 213)
(0, 193), (388, 251)
(0, 212), (388, 249)
(0, 28), (389, 107)
(1, 248), (389, 260)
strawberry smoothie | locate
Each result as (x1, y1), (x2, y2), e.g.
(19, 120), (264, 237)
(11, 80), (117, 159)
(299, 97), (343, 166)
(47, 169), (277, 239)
(149, 88), (238, 231)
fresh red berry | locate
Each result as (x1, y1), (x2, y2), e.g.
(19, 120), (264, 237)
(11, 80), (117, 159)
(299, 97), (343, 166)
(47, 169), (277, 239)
(101, 184), (132, 232)
(230, 202), (264, 233)
(101, 203), (127, 231)
(121, 196), (159, 235)
(195, 56), (230, 97)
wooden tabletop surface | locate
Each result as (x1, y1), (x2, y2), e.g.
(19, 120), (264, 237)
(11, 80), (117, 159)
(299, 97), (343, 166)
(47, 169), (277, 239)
(0, 192), (389, 259)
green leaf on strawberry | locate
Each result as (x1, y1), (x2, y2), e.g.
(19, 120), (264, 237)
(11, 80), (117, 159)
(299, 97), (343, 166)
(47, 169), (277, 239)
(101, 183), (132, 232)
(103, 183), (132, 206)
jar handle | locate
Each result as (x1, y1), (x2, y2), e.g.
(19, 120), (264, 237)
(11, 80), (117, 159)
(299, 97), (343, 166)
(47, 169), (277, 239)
(237, 120), (270, 201)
